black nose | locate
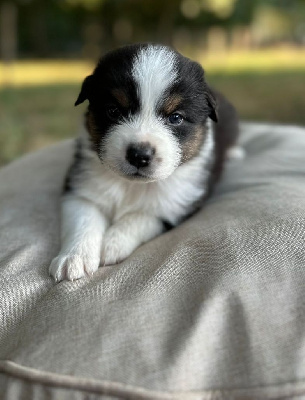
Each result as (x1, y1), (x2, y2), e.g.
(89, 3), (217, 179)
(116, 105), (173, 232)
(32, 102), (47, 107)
(126, 143), (155, 168)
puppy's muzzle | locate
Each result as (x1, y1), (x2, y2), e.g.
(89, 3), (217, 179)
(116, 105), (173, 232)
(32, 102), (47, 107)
(126, 142), (155, 169)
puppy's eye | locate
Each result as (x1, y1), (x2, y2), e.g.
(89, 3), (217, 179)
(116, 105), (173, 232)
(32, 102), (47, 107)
(168, 113), (184, 125)
(107, 106), (122, 121)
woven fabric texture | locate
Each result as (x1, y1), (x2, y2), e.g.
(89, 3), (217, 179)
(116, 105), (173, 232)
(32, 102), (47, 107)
(0, 123), (305, 399)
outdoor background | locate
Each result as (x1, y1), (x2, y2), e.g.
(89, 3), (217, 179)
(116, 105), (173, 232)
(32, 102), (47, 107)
(0, 0), (304, 165)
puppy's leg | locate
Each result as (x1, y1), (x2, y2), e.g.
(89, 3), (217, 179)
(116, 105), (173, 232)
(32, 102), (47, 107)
(101, 213), (164, 266)
(49, 196), (108, 282)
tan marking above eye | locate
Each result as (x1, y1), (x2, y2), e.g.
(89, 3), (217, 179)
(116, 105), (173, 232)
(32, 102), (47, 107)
(163, 94), (183, 115)
(111, 88), (129, 108)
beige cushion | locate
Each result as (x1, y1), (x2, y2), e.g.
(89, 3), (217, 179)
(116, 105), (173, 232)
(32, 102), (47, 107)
(1, 123), (305, 399)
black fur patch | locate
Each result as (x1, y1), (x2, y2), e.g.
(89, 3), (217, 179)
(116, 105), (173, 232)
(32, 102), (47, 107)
(64, 138), (87, 194)
(161, 219), (175, 231)
(76, 45), (144, 155)
(209, 89), (239, 185)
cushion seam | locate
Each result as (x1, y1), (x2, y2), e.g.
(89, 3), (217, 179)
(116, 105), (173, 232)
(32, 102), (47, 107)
(1, 360), (305, 400)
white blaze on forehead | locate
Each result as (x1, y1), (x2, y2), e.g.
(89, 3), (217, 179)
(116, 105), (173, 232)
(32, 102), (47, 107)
(132, 46), (178, 114)
(103, 46), (182, 181)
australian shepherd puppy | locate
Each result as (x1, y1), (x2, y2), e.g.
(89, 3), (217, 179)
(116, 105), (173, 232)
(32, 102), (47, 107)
(49, 43), (239, 282)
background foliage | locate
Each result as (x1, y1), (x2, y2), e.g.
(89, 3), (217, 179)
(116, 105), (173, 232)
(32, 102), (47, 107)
(0, 0), (304, 164)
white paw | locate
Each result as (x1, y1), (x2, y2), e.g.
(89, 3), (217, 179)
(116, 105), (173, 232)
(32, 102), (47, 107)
(49, 252), (100, 282)
(101, 229), (137, 266)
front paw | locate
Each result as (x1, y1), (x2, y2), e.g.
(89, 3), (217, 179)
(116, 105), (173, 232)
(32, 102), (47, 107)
(49, 252), (100, 282)
(101, 229), (137, 266)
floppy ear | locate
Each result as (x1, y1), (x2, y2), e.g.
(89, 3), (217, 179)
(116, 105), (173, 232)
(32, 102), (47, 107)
(75, 75), (94, 106)
(206, 85), (218, 122)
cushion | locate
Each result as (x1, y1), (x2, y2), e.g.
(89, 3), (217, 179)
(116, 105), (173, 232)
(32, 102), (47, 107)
(1, 122), (305, 399)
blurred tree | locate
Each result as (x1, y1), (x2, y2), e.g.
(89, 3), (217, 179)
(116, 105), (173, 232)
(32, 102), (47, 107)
(0, 1), (18, 61)
(0, 0), (304, 59)
(64, 0), (103, 8)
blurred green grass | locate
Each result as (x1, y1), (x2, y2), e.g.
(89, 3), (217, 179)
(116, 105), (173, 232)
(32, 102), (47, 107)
(0, 71), (304, 166)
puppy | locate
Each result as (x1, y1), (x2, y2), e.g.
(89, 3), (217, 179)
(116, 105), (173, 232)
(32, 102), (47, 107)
(49, 43), (239, 282)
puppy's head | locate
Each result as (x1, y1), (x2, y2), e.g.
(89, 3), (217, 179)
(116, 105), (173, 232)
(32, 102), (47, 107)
(75, 44), (217, 182)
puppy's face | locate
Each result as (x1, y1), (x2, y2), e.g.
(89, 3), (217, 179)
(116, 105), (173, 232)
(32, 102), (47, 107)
(76, 44), (217, 182)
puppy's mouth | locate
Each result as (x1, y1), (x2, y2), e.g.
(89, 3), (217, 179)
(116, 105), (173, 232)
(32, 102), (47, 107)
(132, 171), (146, 178)
(102, 160), (159, 182)
(121, 169), (158, 182)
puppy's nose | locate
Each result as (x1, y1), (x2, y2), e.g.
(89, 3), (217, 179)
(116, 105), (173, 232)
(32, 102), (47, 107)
(126, 143), (155, 168)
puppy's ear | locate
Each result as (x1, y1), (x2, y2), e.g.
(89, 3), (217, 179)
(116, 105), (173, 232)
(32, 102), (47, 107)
(75, 75), (94, 106)
(206, 85), (218, 122)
